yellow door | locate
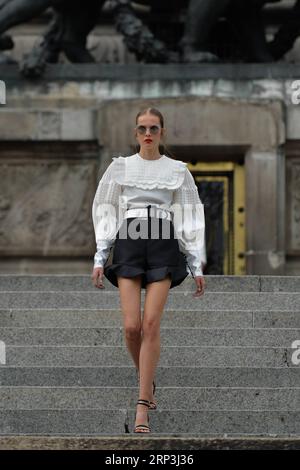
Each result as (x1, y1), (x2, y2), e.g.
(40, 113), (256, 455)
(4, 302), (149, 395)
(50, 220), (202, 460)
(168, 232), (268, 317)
(188, 161), (246, 275)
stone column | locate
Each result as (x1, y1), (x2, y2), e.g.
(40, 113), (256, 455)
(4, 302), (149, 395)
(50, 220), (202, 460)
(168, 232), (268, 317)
(244, 147), (286, 274)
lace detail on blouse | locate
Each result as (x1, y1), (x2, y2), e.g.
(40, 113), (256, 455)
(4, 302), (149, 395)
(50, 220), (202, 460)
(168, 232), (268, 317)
(111, 154), (187, 190)
(92, 161), (124, 268)
(172, 168), (206, 277)
(92, 154), (206, 276)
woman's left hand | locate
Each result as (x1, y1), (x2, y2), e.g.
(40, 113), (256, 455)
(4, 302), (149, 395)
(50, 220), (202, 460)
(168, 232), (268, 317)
(193, 275), (205, 297)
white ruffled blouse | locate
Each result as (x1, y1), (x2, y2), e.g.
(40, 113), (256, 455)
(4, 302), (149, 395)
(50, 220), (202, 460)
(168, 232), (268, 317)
(92, 153), (206, 277)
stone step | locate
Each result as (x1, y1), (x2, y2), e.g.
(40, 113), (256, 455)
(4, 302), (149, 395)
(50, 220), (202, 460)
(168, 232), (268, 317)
(0, 409), (126, 435)
(1, 274), (300, 292)
(1, 309), (300, 328)
(0, 435), (299, 450)
(0, 409), (299, 435)
(0, 274), (299, 439)
(0, 386), (299, 411)
(0, 346), (296, 367)
(0, 367), (299, 387)
(0, 308), (254, 328)
(125, 410), (300, 436)
(1, 291), (300, 310)
(0, 327), (299, 347)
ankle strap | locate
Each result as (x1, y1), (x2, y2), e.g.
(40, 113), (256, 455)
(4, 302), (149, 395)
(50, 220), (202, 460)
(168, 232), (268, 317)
(137, 399), (150, 407)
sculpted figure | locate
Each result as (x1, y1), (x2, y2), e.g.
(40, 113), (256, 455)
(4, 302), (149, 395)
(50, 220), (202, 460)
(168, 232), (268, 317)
(0, 0), (104, 76)
(110, 0), (180, 63)
(0, 0), (298, 74)
(268, 0), (300, 60)
(179, 0), (280, 63)
(112, 0), (285, 63)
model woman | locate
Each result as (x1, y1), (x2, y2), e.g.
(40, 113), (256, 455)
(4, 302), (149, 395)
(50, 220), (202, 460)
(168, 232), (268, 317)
(91, 107), (206, 433)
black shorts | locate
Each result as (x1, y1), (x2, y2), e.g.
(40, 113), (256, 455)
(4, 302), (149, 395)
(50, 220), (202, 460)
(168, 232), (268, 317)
(104, 216), (189, 289)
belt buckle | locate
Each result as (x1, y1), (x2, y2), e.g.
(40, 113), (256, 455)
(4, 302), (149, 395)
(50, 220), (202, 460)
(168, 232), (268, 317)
(149, 205), (159, 219)
(147, 205), (169, 220)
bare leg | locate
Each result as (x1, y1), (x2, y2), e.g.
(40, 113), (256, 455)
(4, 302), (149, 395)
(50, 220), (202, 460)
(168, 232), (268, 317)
(117, 275), (143, 373)
(135, 275), (172, 431)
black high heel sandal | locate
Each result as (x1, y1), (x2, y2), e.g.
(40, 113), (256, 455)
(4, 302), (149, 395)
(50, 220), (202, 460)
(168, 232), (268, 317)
(150, 380), (157, 410)
(136, 369), (157, 410)
(133, 399), (151, 433)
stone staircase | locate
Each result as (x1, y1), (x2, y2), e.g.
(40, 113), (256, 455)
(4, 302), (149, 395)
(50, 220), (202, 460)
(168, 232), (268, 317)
(0, 274), (299, 449)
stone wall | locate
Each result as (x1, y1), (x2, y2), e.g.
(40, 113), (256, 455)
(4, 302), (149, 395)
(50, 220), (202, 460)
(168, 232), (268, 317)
(0, 65), (300, 274)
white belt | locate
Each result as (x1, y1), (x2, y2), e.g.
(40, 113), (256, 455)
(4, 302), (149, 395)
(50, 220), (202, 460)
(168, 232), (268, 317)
(124, 206), (172, 221)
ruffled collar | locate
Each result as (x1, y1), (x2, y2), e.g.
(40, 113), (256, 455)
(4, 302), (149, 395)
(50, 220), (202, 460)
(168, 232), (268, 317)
(136, 153), (166, 162)
(111, 153), (187, 190)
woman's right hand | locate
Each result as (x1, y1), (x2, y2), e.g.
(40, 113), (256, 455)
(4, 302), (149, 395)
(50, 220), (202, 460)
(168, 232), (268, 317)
(91, 267), (105, 289)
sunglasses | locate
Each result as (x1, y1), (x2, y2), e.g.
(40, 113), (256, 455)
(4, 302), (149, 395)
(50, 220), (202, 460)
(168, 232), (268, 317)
(135, 125), (161, 135)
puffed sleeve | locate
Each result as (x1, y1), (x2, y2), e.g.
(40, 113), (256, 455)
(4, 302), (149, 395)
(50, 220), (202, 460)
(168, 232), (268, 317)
(92, 160), (123, 269)
(172, 167), (206, 277)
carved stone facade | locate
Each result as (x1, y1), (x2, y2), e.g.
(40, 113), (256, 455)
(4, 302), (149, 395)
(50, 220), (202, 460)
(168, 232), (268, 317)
(0, 143), (98, 263)
(286, 144), (300, 264)
(0, 67), (299, 275)
(287, 160), (300, 251)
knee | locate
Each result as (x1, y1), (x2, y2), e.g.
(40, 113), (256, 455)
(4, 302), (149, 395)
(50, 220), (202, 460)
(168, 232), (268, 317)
(142, 318), (160, 339)
(124, 324), (141, 341)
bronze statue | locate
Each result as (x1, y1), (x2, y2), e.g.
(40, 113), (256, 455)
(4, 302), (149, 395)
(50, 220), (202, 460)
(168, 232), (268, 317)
(0, 0), (104, 76)
(0, 0), (298, 77)
(0, 0), (53, 66)
(21, 0), (105, 77)
(0, 33), (14, 64)
(179, 0), (282, 63)
(111, 0), (180, 63)
(112, 0), (285, 63)
(268, 0), (300, 60)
